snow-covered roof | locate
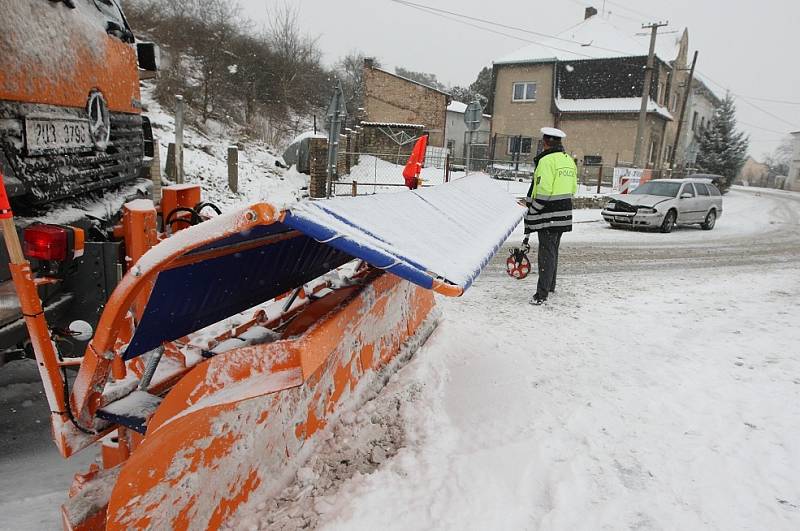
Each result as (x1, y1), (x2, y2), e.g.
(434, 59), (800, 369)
(555, 97), (673, 120)
(360, 121), (425, 128)
(495, 16), (675, 65)
(447, 101), (492, 118)
(448, 101), (468, 113)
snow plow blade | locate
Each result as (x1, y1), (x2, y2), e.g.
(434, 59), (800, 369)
(0, 173), (522, 530)
(102, 273), (437, 530)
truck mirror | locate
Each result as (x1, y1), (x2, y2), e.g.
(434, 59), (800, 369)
(137, 42), (160, 72)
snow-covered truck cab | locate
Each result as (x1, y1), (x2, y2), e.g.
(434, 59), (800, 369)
(0, 0), (157, 203)
(0, 0), (157, 359)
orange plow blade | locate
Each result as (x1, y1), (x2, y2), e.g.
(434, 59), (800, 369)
(97, 273), (436, 530)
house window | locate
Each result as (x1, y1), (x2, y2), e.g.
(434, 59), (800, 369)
(507, 136), (532, 155)
(446, 139), (455, 153)
(583, 155), (602, 166)
(692, 111), (698, 131)
(671, 94), (678, 112)
(512, 82), (537, 102)
(664, 145), (673, 164)
(700, 116), (706, 130)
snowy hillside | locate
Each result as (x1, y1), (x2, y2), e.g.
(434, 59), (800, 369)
(141, 83), (310, 210)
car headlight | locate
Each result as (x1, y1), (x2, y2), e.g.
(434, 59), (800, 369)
(636, 206), (657, 214)
(605, 202), (615, 210)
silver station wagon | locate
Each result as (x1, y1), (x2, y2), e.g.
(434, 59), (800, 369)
(602, 178), (723, 233)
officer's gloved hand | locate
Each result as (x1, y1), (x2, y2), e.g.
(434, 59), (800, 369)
(521, 236), (529, 252)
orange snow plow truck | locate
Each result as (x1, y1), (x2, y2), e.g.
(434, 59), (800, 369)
(0, 0), (158, 360)
(0, 169), (524, 529)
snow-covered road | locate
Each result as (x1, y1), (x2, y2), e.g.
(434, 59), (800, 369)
(1, 187), (799, 530)
(311, 263), (800, 531)
(255, 187), (800, 530)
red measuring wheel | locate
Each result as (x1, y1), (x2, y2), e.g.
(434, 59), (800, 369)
(506, 248), (531, 279)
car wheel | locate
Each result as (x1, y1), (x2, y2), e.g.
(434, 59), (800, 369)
(660, 210), (676, 233)
(701, 210), (716, 230)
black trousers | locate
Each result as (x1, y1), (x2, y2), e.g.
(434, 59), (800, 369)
(536, 230), (562, 298)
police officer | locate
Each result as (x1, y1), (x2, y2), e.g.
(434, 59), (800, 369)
(524, 127), (578, 305)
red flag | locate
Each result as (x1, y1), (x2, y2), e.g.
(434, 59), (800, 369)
(402, 135), (428, 189)
(0, 169), (13, 219)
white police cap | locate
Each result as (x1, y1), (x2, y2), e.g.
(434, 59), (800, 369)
(540, 127), (566, 139)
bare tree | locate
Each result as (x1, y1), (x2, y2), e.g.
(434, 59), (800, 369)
(763, 136), (793, 183)
(266, 2), (326, 112)
(124, 0), (331, 143)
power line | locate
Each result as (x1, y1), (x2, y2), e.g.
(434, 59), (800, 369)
(389, 0), (800, 132)
(735, 95), (800, 106)
(390, 0), (642, 58)
(698, 71), (800, 129)
(388, 0), (596, 59)
(738, 121), (791, 136)
(592, 3), (800, 118)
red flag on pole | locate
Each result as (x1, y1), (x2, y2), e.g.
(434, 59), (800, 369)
(402, 135), (428, 190)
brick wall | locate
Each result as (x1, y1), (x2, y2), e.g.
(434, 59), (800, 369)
(363, 65), (448, 147)
(308, 137), (327, 198)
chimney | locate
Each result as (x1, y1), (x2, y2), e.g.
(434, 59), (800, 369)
(585, 6), (598, 19)
(364, 57), (375, 69)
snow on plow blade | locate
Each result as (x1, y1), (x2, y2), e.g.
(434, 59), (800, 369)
(50, 176), (522, 530)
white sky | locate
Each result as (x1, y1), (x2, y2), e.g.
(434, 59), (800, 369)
(239, 0), (800, 159)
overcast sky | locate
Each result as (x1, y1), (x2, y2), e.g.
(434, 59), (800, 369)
(238, 0), (800, 158)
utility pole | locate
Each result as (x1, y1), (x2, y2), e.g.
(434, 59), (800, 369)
(669, 50), (698, 170)
(633, 21), (669, 168)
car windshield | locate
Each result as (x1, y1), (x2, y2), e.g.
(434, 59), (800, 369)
(631, 181), (681, 197)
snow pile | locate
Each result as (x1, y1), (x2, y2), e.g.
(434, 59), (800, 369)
(227, 376), (424, 531)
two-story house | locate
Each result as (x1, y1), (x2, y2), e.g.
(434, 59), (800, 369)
(490, 8), (689, 172)
(677, 76), (722, 169)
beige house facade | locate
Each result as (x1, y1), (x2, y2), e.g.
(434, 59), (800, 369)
(736, 156), (770, 187)
(489, 11), (690, 173)
(362, 60), (449, 148)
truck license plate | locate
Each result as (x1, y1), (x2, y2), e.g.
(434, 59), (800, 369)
(25, 117), (92, 154)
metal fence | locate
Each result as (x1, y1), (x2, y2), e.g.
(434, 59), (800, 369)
(329, 151), (694, 197)
(329, 151), (536, 196)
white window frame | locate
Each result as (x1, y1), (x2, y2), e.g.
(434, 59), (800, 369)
(512, 82), (537, 102)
